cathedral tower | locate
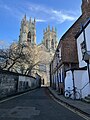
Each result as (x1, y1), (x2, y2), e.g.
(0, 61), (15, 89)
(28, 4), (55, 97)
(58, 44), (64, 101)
(19, 15), (36, 45)
(43, 25), (58, 51)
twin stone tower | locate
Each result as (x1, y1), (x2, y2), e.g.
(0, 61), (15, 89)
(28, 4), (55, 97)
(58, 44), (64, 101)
(19, 15), (58, 51)
(19, 15), (58, 85)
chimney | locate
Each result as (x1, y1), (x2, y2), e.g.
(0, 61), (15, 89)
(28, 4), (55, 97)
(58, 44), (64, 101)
(81, 0), (90, 18)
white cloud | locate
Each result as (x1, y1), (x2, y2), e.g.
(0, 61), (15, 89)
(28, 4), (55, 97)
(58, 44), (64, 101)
(0, 4), (11, 11)
(4, 5), (11, 11)
(0, 40), (10, 48)
(51, 10), (77, 23)
(0, 3), (23, 20)
(0, 40), (5, 45)
(0, 2), (80, 23)
(27, 3), (79, 23)
(36, 19), (46, 22)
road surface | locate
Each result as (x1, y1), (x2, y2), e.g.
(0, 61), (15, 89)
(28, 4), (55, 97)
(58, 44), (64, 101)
(0, 87), (85, 120)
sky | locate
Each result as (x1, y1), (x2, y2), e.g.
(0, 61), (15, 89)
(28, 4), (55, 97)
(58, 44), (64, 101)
(0, 0), (82, 48)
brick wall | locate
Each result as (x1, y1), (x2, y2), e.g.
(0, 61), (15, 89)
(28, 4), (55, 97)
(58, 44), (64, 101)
(81, 0), (90, 18)
(60, 0), (90, 67)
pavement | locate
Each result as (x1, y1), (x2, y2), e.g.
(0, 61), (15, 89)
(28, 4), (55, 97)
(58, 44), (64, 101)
(48, 87), (90, 119)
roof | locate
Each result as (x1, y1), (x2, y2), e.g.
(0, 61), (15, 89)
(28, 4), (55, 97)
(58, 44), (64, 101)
(75, 18), (90, 39)
(60, 15), (82, 40)
(55, 15), (83, 55)
(37, 43), (49, 52)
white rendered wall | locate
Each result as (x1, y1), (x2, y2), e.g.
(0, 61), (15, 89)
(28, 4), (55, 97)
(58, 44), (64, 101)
(65, 70), (90, 98)
(19, 76), (25, 82)
(81, 70), (90, 98)
(85, 23), (90, 51)
(77, 33), (87, 68)
(19, 76), (37, 89)
(74, 70), (90, 98)
(65, 70), (73, 91)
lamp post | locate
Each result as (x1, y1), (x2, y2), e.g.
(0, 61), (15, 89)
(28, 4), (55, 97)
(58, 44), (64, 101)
(56, 49), (60, 92)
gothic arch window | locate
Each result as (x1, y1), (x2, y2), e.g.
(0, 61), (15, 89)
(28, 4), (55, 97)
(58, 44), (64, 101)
(51, 39), (54, 49)
(46, 39), (48, 49)
(27, 31), (31, 42)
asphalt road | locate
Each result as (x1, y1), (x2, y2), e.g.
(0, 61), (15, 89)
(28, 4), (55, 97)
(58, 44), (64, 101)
(0, 87), (85, 120)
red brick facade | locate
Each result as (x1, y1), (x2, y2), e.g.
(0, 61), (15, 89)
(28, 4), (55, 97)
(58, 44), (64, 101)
(59, 0), (90, 67)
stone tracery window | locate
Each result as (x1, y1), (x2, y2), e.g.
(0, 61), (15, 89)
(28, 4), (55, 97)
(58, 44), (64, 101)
(46, 39), (48, 49)
(51, 39), (54, 49)
(27, 31), (31, 42)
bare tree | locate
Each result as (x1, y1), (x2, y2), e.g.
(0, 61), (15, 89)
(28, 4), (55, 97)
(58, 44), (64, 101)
(0, 48), (9, 69)
(0, 42), (40, 75)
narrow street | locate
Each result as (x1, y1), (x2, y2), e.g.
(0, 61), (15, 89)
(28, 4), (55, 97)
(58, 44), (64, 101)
(0, 87), (85, 120)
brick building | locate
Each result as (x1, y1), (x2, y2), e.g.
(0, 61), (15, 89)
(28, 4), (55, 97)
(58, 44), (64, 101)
(50, 0), (90, 94)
